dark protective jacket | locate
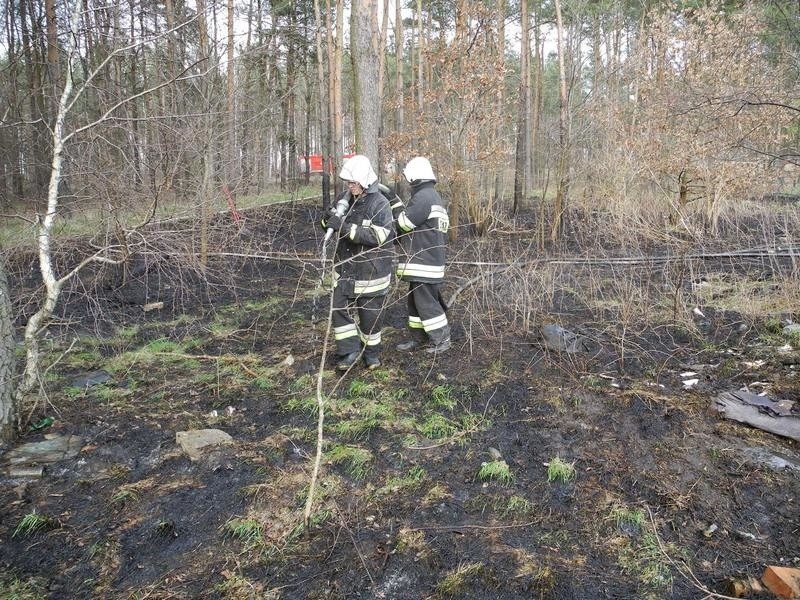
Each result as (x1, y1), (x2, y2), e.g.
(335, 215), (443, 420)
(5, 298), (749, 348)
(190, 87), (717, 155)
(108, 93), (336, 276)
(330, 182), (394, 297)
(392, 180), (449, 283)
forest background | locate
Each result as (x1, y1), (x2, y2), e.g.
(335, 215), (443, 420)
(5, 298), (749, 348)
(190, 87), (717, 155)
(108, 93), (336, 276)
(1, 0), (799, 446)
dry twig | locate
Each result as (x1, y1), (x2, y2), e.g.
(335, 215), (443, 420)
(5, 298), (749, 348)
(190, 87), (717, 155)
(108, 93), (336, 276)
(646, 507), (741, 600)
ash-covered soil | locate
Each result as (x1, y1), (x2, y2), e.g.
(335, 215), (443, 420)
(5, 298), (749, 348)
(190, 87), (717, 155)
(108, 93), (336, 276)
(1, 199), (798, 599)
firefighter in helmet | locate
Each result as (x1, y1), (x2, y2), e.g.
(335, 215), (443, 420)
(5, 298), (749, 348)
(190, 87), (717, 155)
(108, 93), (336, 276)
(321, 155), (394, 370)
(391, 156), (451, 353)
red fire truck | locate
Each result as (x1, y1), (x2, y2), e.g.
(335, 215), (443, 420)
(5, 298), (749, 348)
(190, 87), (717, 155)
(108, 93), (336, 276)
(297, 154), (354, 175)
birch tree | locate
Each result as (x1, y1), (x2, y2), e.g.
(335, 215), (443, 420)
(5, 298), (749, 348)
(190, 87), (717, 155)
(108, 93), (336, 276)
(0, 259), (14, 446)
(0, 1), (201, 437)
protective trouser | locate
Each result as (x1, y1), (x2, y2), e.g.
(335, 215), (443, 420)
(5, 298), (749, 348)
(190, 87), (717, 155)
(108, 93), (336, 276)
(407, 281), (449, 345)
(332, 285), (386, 359)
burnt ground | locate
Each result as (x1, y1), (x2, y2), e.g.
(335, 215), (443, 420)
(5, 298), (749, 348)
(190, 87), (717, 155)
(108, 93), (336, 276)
(1, 200), (798, 599)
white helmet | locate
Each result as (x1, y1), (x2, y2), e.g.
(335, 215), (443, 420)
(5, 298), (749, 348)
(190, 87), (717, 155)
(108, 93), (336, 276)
(339, 155), (378, 188)
(403, 156), (436, 183)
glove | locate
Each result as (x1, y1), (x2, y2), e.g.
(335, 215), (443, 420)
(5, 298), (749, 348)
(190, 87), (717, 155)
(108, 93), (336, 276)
(390, 198), (405, 220)
(325, 213), (344, 232)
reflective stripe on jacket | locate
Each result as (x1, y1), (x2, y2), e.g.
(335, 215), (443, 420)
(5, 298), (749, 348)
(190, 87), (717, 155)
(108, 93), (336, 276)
(393, 180), (449, 283)
(332, 182), (394, 297)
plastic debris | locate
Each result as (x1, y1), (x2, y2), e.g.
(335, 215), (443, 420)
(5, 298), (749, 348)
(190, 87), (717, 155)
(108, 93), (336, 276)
(30, 416), (55, 431)
(7, 466), (44, 478)
(713, 391), (800, 442)
(784, 323), (800, 336)
(538, 324), (588, 354)
(743, 360), (765, 369)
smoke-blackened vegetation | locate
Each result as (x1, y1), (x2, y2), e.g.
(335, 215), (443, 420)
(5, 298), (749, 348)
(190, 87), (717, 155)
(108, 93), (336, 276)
(1, 198), (797, 598)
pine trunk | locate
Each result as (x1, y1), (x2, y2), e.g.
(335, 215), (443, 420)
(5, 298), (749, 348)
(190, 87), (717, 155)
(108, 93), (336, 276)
(551, 0), (569, 243)
(353, 0), (380, 167)
(512, 0), (528, 214)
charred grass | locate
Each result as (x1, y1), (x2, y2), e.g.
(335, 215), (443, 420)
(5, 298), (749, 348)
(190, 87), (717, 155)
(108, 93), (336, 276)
(1, 201), (798, 598)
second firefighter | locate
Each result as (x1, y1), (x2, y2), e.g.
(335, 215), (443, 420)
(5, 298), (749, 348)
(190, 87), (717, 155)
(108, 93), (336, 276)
(392, 156), (451, 353)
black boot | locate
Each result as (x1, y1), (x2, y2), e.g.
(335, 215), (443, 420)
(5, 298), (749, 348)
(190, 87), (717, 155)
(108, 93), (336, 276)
(425, 336), (451, 354)
(363, 354), (381, 370)
(396, 330), (426, 352)
(426, 326), (451, 354)
(395, 339), (420, 351)
(336, 351), (360, 371)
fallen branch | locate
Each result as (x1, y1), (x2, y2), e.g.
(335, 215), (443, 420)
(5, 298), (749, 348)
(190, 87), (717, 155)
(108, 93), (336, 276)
(333, 499), (375, 588)
(646, 507), (741, 600)
(409, 519), (541, 532)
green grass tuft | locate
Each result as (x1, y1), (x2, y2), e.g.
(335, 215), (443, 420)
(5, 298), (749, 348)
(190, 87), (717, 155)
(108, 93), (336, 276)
(611, 505), (645, 531)
(116, 325), (140, 340)
(63, 386), (83, 398)
(434, 562), (485, 597)
(430, 384), (456, 410)
(93, 383), (129, 402)
(13, 512), (58, 538)
(502, 495), (532, 517)
(111, 486), (141, 506)
(331, 417), (379, 441)
(142, 338), (182, 353)
(243, 297), (282, 312)
(358, 399), (396, 423)
(62, 350), (104, 369)
(213, 571), (260, 597)
(284, 394), (319, 416)
(618, 531), (675, 594)
(221, 517), (265, 549)
(546, 457), (576, 483)
(347, 379), (375, 399)
(289, 373), (314, 394)
(252, 372), (276, 390)
(764, 317), (783, 334)
(0, 573), (47, 599)
(379, 465), (427, 495)
(416, 413), (458, 439)
(327, 444), (372, 480)
(477, 460), (515, 486)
